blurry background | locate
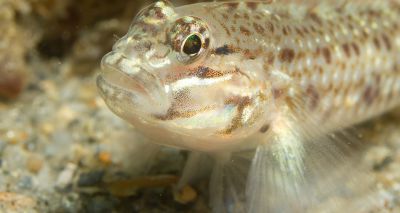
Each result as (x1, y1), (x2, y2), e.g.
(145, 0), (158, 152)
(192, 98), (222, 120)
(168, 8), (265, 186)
(0, 0), (399, 212)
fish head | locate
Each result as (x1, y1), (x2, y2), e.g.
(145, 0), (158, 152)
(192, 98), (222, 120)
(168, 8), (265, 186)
(97, 0), (271, 151)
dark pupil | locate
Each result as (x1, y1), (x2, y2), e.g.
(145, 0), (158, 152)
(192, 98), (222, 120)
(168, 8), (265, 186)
(183, 34), (202, 55)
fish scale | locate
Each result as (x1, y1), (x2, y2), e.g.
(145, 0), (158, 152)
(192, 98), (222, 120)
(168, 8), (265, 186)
(97, 1), (400, 212)
(195, 1), (400, 126)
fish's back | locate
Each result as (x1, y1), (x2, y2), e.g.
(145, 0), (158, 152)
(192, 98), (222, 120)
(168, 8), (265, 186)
(191, 0), (400, 126)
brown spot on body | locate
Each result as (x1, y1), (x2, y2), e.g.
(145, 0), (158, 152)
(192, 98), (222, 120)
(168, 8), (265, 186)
(266, 22), (275, 33)
(240, 26), (251, 36)
(302, 26), (310, 34)
(309, 12), (322, 25)
(279, 48), (295, 63)
(226, 2), (239, 10)
(282, 27), (288, 35)
(214, 44), (236, 55)
(296, 52), (305, 60)
(363, 85), (379, 105)
(351, 42), (360, 56)
(222, 24), (231, 36)
(295, 27), (304, 37)
(266, 52), (275, 65)
(243, 49), (260, 60)
(322, 47), (331, 64)
(310, 25), (317, 33)
(246, 2), (258, 10)
(306, 85), (320, 110)
(342, 43), (351, 57)
(204, 38), (210, 48)
(223, 96), (252, 134)
(196, 66), (224, 78)
(155, 90), (214, 120)
(199, 26), (206, 34)
(273, 88), (284, 99)
(253, 23), (265, 35)
(373, 37), (381, 50)
(155, 107), (213, 121)
(154, 8), (166, 19)
(381, 34), (392, 50)
(361, 29), (369, 40)
(366, 9), (382, 18)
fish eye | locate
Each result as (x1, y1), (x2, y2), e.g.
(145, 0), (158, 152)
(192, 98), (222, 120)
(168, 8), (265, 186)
(170, 16), (209, 63)
(182, 34), (202, 56)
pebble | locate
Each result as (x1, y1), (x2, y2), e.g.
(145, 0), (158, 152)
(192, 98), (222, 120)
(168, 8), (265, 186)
(98, 151), (112, 166)
(0, 71), (26, 100)
(26, 154), (43, 174)
(77, 170), (104, 187)
(18, 175), (33, 190)
(173, 185), (197, 204)
(56, 163), (77, 190)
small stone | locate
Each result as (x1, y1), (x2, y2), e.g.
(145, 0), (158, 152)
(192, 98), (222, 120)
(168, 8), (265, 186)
(78, 170), (104, 187)
(26, 154), (43, 174)
(57, 106), (77, 123)
(98, 151), (112, 166)
(18, 175), (33, 190)
(173, 185), (197, 204)
(56, 163), (77, 190)
(39, 123), (54, 136)
(6, 130), (17, 143)
(0, 71), (26, 100)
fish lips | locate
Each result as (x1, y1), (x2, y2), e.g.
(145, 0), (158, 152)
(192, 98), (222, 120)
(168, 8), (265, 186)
(97, 58), (170, 117)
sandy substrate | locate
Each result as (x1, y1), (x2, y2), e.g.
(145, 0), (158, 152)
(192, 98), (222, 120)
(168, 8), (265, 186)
(0, 0), (399, 212)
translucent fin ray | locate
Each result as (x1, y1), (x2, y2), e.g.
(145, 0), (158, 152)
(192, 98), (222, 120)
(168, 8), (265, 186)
(210, 152), (252, 213)
(246, 85), (382, 212)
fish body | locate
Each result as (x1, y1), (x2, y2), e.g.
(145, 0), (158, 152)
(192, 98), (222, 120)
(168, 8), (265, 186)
(97, 0), (400, 212)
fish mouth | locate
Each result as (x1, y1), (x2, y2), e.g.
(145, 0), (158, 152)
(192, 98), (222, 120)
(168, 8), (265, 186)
(99, 63), (149, 96)
(97, 51), (169, 115)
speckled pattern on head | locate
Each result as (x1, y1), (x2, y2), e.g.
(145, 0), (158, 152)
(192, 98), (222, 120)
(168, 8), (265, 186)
(97, 0), (400, 212)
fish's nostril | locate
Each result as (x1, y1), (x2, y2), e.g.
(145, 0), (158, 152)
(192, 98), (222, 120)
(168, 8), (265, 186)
(134, 40), (153, 52)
